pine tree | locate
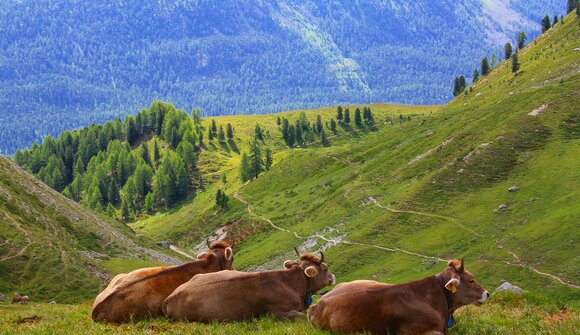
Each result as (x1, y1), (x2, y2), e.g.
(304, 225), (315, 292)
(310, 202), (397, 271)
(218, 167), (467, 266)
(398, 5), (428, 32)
(553, 15), (559, 26)
(265, 148), (273, 171)
(249, 137), (263, 179)
(255, 124), (264, 141)
(153, 140), (161, 166)
(294, 120), (303, 144)
(239, 152), (251, 182)
(354, 109), (362, 127)
(481, 57), (490, 76)
(321, 129), (330, 147)
(511, 52), (520, 74)
(453, 77), (460, 96)
(144, 192), (154, 213)
(218, 125), (225, 142)
(516, 31), (527, 49)
(473, 69), (480, 83)
(504, 42), (512, 60)
(124, 116), (139, 145)
(198, 131), (204, 147)
(344, 109), (351, 124)
(316, 115), (323, 133)
(276, 117), (281, 126)
(287, 125), (296, 147)
(542, 15), (552, 33)
(121, 198), (130, 221)
(226, 123), (234, 139)
(140, 144), (150, 166)
(106, 203), (116, 218)
(211, 120), (217, 135)
(491, 53), (497, 68)
(330, 119), (337, 133)
(336, 106), (343, 122)
(208, 127), (214, 141)
(568, 0), (576, 13)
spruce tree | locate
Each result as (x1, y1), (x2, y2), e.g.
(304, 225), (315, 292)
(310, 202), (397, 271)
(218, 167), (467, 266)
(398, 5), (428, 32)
(568, 0), (576, 13)
(226, 123), (234, 139)
(337, 106), (343, 122)
(354, 108), (362, 127)
(294, 120), (303, 144)
(208, 127), (214, 141)
(330, 119), (337, 133)
(473, 69), (480, 83)
(218, 125), (225, 142)
(344, 109), (351, 124)
(504, 42), (512, 60)
(249, 138), (263, 179)
(265, 148), (273, 171)
(542, 15), (552, 33)
(276, 117), (281, 126)
(239, 152), (251, 182)
(481, 57), (490, 76)
(287, 125), (296, 147)
(516, 31), (527, 49)
(316, 115), (323, 133)
(153, 140), (161, 166)
(255, 124), (264, 141)
(553, 15), (559, 26)
(321, 129), (330, 147)
(211, 120), (217, 135)
(511, 52), (520, 74)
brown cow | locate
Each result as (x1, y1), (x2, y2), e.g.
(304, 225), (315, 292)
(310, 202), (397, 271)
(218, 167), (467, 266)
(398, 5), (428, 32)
(163, 251), (335, 322)
(11, 294), (29, 305)
(308, 259), (488, 335)
(91, 241), (234, 323)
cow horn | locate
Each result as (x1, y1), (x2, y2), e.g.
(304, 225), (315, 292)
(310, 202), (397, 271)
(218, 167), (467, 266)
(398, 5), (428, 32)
(293, 247), (300, 257)
(206, 238), (212, 249)
(459, 258), (464, 273)
(231, 237), (236, 249)
(320, 251), (325, 263)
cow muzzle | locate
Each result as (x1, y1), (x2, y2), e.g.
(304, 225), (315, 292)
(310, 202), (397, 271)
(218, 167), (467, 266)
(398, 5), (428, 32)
(478, 291), (489, 304)
(329, 274), (336, 285)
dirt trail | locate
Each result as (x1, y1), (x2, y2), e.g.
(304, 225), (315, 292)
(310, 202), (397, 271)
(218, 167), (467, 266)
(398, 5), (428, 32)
(169, 245), (195, 260)
(233, 192), (446, 262)
(1, 213), (32, 262)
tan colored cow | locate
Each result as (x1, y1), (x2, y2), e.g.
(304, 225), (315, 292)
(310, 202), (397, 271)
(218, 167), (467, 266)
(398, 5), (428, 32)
(11, 294), (29, 304)
(163, 251), (335, 322)
(308, 259), (488, 335)
(91, 241), (234, 323)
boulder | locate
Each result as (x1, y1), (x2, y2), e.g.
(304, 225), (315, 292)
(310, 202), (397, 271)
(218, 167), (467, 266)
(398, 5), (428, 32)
(156, 241), (171, 249)
(495, 281), (524, 294)
(498, 204), (509, 211)
(49, 301), (56, 304)
(508, 186), (520, 192)
(0, 294), (6, 302)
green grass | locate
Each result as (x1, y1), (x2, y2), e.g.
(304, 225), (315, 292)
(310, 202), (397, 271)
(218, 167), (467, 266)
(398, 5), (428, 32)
(0, 293), (576, 334)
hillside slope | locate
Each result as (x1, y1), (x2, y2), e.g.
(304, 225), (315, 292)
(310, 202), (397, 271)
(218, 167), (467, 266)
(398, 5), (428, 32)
(135, 13), (580, 305)
(0, 0), (563, 154)
(0, 157), (180, 303)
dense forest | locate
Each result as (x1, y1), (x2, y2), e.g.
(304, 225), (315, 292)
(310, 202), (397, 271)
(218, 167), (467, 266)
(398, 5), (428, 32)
(0, 0), (563, 154)
(14, 102), (202, 221)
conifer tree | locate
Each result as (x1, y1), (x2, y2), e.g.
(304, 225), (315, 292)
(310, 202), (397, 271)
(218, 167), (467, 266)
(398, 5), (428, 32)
(153, 140), (161, 165)
(249, 137), (263, 179)
(553, 15), (559, 26)
(144, 192), (154, 213)
(504, 42), (512, 60)
(265, 148), (273, 171)
(208, 127), (214, 141)
(276, 117), (281, 126)
(239, 152), (251, 182)
(568, 0), (576, 13)
(316, 115), (323, 133)
(321, 129), (330, 147)
(121, 199), (130, 221)
(294, 120), (303, 144)
(211, 120), (217, 135)
(481, 57), (490, 76)
(226, 123), (234, 139)
(473, 69), (480, 82)
(511, 52), (520, 74)
(255, 124), (264, 141)
(330, 119), (337, 133)
(287, 125), (296, 147)
(542, 15), (552, 33)
(344, 109), (351, 124)
(516, 31), (527, 49)
(336, 106), (343, 122)
(354, 108), (362, 127)
(218, 125), (225, 142)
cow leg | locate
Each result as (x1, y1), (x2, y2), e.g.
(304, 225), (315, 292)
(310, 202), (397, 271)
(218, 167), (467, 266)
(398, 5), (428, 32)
(273, 310), (306, 320)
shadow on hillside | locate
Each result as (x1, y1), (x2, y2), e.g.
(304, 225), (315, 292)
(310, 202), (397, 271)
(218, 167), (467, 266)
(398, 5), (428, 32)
(227, 139), (240, 154)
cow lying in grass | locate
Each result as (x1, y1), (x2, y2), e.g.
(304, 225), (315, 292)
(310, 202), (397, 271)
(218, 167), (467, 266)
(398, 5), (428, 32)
(11, 294), (29, 305)
(308, 259), (488, 335)
(91, 241), (234, 323)
(163, 251), (335, 322)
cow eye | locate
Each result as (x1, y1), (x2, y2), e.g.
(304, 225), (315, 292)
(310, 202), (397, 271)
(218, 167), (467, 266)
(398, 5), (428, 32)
(469, 280), (475, 284)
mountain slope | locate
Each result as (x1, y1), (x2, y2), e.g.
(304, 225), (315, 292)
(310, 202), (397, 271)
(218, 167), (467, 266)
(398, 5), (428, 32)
(0, 157), (180, 303)
(134, 12), (580, 305)
(0, 0), (564, 154)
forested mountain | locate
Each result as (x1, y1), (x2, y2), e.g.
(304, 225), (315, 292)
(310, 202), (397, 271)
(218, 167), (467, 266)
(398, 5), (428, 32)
(0, 0), (563, 154)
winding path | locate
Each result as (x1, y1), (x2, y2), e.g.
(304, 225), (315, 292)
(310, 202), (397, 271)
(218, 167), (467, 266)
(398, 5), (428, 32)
(170, 245), (195, 260)
(1, 213), (32, 262)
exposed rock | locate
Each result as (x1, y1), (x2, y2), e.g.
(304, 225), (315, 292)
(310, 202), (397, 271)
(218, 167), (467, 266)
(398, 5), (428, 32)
(48, 300), (56, 304)
(156, 241), (171, 249)
(498, 204), (509, 210)
(529, 104), (548, 116)
(495, 135), (506, 142)
(495, 281), (524, 294)
(508, 186), (520, 192)
(0, 294), (6, 302)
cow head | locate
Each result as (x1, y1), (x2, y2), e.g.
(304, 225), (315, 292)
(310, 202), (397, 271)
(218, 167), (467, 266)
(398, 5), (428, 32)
(441, 259), (488, 308)
(196, 240), (234, 270)
(284, 251), (336, 293)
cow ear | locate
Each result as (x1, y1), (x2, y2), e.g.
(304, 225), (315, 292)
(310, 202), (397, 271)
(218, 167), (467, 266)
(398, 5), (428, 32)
(283, 260), (295, 269)
(197, 252), (208, 259)
(304, 266), (318, 278)
(445, 277), (460, 293)
(224, 247), (233, 261)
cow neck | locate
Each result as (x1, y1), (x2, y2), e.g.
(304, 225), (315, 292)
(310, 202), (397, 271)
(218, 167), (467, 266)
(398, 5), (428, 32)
(435, 273), (454, 313)
(285, 266), (311, 311)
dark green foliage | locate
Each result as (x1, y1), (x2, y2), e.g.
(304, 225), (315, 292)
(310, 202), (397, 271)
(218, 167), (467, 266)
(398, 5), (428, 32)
(453, 76), (467, 96)
(255, 124), (264, 141)
(265, 148), (273, 171)
(512, 52), (520, 73)
(239, 152), (251, 182)
(542, 15), (552, 32)
(215, 189), (229, 209)
(276, 117), (281, 126)
(553, 15), (559, 25)
(320, 129), (330, 147)
(568, 0), (576, 13)
(336, 106), (343, 123)
(208, 127), (214, 141)
(363, 107), (375, 127)
(249, 137), (263, 179)
(481, 57), (490, 76)
(14, 101), (199, 218)
(516, 31), (528, 49)
(218, 126), (226, 142)
(354, 109), (362, 127)
(227, 123), (234, 139)
(344, 109), (351, 124)
(473, 69), (480, 82)
(316, 115), (323, 133)
(504, 42), (513, 60)
(211, 120), (218, 136)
